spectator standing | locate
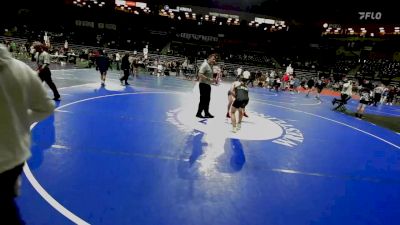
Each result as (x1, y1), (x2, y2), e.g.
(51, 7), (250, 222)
(0, 43), (54, 225)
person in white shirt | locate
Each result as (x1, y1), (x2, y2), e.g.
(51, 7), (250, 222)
(196, 53), (217, 118)
(115, 52), (121, 70)
(157, 63), (163, 77)
(63, 40), (68, 52)
(355, 86), (371, 118)
(0, 44), (54, 224)
(236, 66), (243, 79)
(332, 78), (353, 111)
(34, 42), (61, 100)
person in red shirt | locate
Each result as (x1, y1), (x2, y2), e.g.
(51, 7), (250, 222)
(282, 72), (290, 90)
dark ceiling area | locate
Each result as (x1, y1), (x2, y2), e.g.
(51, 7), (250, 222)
(5, 0), (399, 25)
(171, 0), (396, 22)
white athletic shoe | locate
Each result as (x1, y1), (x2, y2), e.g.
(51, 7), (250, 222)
(232, 126), (237, 133)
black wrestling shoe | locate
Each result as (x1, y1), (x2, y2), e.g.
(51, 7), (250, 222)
(204, 114), (214, 118)
(196, 114), (205, 118)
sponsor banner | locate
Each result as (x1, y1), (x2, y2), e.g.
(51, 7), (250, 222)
(209, 12), (240, 19)
(255, 17), (275, 24)
(149, 30), (168, 36)
(75, 20), (117, 30)
(177, 33), (218, 42)
(177, 6), (192, 12)
(75, 20), (95, 28)
(115, 0), (146, 8)
(163, 5), (192, 12)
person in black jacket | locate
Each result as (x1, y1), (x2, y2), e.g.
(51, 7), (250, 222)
(120, 52), (130, 85)
(96, 50), (110, 86)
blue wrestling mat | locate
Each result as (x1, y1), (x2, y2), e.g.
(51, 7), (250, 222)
(17, 69), (400, 225)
